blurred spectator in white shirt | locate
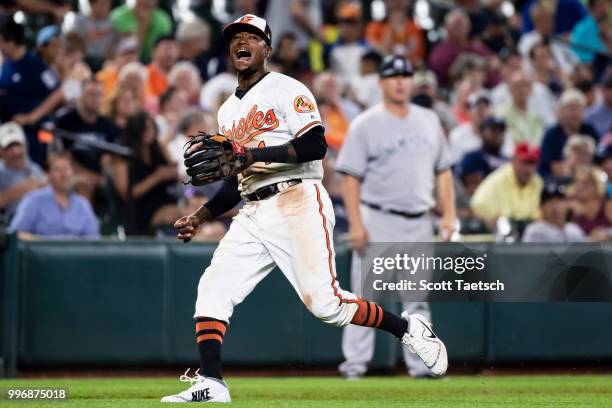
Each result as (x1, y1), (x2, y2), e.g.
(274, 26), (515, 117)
(265, 0), (322, 50)
(67, 0), (116, 72)
(176, 18), (225, 82)
(449, 90), (492, 164)
(528, 39), (568, 97)
(523, 182), (586, 242)
(348, 50), (383, 110)
(517, 0), (577, 76)
(199, 66), (237, 115)
(410, 70), (456, 135)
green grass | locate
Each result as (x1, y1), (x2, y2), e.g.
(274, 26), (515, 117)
(1, 375), (611, 407)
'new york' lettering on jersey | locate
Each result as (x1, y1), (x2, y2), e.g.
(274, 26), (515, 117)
(217, 72), (323, 194)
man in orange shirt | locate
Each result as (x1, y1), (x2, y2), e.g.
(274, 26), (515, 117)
(365, 0), (425, 65)
(147, 35), (179, 97)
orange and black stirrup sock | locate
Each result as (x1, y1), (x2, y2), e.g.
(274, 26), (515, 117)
(195, 317), (227, 380)
(350, 299), (408, 339)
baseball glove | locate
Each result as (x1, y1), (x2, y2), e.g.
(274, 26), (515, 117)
(183, 132), (248, 186)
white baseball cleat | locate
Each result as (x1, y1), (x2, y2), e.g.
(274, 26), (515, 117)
(400, 312), (448, 377)
(161, 369), (231, 403)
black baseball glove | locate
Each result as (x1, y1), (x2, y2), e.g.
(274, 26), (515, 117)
(183, 132), (250, 186)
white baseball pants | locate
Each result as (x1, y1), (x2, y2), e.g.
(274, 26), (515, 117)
(194, 180), (359, 327)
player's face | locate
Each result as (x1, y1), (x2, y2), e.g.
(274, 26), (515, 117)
(229, 31), (271, 74)
(380, 76), (412, 105)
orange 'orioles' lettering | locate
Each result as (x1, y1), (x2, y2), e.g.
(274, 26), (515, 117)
(221, 105), (279, 146)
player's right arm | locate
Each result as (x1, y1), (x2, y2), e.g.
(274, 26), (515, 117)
(341, 175), (369, 253)
(335, 117), (370, 253)
(174, 177), (242, 242)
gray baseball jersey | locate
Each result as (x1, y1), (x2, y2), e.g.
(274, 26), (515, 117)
(335, 103), (453, 213)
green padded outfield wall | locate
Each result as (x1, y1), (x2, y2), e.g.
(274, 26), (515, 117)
(1, 237), (611, 378)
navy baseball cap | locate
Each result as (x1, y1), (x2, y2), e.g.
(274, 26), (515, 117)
(480, 116), (506, 132)
(223, 14), (272, 45)
(378, 55), (413, 78)
(540, 182), (566, 204)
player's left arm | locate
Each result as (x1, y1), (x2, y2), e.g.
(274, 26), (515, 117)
(433, 116), (457, 241)
(436, 169), (456, 241)
(245, 125), (327, 165)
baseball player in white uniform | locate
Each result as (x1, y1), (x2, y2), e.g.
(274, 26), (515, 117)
(162, 15), (448, 403)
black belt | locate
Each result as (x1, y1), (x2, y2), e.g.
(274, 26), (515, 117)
(361, 200), (426, 219)
(245, 179), (303, 201)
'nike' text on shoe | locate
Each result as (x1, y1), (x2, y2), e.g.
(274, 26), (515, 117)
(161, 369), (231, 403)
(400, 312), (448, 376)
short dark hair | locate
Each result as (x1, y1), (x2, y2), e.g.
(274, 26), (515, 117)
(277, 31), (297, 44)
(575, 79), (595, 94)
(159, 86), (178, 112)
(154, 34), (176, 49)
(0, 19), (26, 45)
(528, 38), (551, 60)
(361, 50), (383, 68)
(122, 111), (163, 163)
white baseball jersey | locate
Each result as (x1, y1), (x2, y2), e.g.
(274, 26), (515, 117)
(217, 71), (323, 194)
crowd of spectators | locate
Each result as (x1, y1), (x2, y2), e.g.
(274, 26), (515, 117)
(0, 0), (610, 242)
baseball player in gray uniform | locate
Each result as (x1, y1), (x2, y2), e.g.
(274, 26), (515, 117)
(335, 55), (456, 378)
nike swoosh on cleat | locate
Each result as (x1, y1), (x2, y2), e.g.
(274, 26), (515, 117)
(417, 318), (438, 339)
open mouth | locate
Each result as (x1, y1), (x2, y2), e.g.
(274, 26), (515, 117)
(236, 48), (252, 61)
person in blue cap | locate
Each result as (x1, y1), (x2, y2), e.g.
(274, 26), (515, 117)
(0, 19), (62, 166)
(36, 25), (63, 68)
